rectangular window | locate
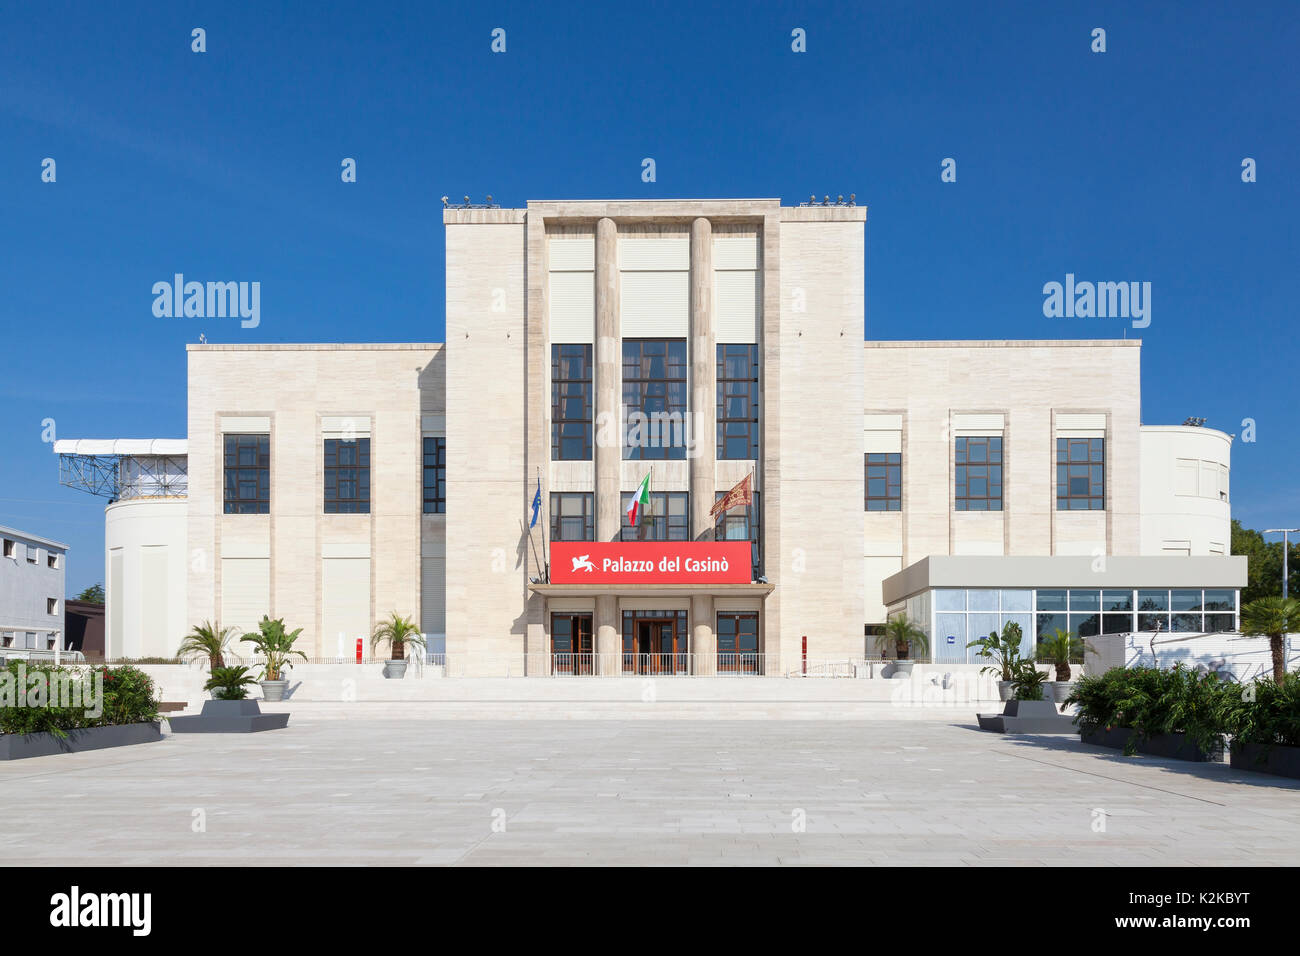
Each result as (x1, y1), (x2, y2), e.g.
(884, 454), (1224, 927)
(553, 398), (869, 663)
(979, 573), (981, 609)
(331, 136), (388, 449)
(865, 453), (902, 511)
(714, 490), (761, 575)
(1056, 437), (1105, 510)
(717, 612), (761, 673)
(47, 553), (58, 569)
(223, 434), (270, 514)
(2, 539), (13, 559)
(422, 437), (446, 514)
(47, 598), (58, 615)
(620, 491), (689, 541)
(954, 437), (1003, 511)
(550, 492), (595, 542)
(324, 438), (371, 514)
(551, 344), (593, 460)
(26, 545), (38, 564)
(716, 344), (759, 460)
(622, 339), (688, 460)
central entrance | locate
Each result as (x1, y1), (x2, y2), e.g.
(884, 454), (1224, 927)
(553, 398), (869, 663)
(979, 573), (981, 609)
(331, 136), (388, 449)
(621, 609), (689, 675)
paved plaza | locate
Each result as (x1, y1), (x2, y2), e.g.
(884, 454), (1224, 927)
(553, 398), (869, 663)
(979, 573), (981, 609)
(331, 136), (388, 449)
(3, 713), (1298, 866)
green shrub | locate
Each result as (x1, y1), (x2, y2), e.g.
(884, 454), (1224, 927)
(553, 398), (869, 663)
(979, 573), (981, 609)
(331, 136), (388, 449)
(205, 665), (257, 700)
(1065, 665), (1235, 756)
(0, 662), (161, 738)
(1223, 672), (1300, 750)
(1011, 661), (1048, 700)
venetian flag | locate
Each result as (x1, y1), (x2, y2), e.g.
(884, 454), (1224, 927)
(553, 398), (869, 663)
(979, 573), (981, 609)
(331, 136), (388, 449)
(710, 473), (753, 519)
(627, 472), (651, 527)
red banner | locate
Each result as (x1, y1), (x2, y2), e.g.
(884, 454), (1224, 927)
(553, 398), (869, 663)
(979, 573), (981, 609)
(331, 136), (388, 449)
(549, 541), (752, 584)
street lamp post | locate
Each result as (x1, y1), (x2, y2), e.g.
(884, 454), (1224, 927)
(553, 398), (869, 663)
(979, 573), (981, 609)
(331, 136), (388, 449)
(1264, 528), (1300, 599)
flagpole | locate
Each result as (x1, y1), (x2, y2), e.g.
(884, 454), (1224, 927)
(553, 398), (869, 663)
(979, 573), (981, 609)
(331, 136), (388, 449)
(525, 476), (542, 582)
(537, 467), (549, 582)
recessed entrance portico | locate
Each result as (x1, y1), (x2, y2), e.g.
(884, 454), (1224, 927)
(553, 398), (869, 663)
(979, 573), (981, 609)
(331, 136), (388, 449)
(528, 582), (773, 676)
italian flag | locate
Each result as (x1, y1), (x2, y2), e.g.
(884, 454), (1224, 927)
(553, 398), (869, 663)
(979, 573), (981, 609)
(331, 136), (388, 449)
(627, 472), (651, 527)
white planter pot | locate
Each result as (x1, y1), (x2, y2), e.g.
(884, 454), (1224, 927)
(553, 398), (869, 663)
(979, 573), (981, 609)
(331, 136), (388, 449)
(1051, 681), (1076, 703)
(892, 660), (914, 677)
(383, 659), (408, 679)
(997, 680), (1015, 701)
(260, 680), (288, 702)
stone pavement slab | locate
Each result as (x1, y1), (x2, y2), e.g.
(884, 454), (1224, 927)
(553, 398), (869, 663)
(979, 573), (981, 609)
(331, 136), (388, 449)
(2, 718), (1297, 866)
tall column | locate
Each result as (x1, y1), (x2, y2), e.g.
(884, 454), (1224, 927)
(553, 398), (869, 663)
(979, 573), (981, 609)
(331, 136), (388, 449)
(689, 217), (716, 539)
(689, 218), (717, 675)
(595, 594), (620, 675)
(691, 593), (715, 676)
(594, 217), (621, 542)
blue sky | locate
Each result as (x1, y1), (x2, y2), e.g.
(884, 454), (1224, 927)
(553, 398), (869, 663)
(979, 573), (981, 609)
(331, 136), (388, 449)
(1, 0), (1297, 596)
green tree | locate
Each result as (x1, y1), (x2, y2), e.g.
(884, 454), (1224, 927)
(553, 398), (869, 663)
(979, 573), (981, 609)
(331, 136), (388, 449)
(178, 620), (237, 670)
(884, 614), (928, 660)
(371, 612), (426, 661)
(1232, 520), (1300, 603)
(74, 583), (105, 604)
(1241, 596), (1300, 685)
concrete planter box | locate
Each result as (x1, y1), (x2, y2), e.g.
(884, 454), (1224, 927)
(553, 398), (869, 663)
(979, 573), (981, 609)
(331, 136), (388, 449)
(977, 698), (1079, 734)
(168, 699), (290, 733)
(1230, 742), (1300, 779)
(0, 722), (162, 761)
(1081, 726), (1224, 762)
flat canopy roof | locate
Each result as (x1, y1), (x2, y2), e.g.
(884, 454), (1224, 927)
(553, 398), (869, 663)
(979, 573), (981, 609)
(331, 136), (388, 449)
(529, 583), (774, 599)
(883, 555), (1248, 605)
(53, 439), (187, 456)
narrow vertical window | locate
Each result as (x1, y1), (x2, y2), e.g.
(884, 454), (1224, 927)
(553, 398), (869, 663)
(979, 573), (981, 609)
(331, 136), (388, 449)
(224, 434), (270, 514)
(1056, 438), (1104, 510)
(865, 453), (901, 511)
(551, 344), (593, 460)
(954, 437), (1003, 511)
(324, 438), (371, 514)
(716, 343), (759, 459)
(423, 437), (446, 514)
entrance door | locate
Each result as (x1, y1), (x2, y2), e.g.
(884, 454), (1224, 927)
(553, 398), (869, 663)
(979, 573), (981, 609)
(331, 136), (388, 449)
(623, 610), (689, 674)
(717, 613), (761, 674)
(551, 613), (594, 675)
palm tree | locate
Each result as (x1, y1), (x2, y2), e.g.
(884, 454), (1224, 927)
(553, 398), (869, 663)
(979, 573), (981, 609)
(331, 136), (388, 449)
(178, 620), (237, 670)
(1036, 627), (1093, 683)
(1241, 596), (1300, 684)
(239, 616), (307, 682)
(884, 614), (928, 661)
(370, 612), (426, 662)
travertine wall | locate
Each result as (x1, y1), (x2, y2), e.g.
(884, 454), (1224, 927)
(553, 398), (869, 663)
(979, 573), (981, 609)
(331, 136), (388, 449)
(444, 211), (529, 674)
(862, 340), (1143, 623)
(186, 344), (442, 658)
(774, 211), (868, 665)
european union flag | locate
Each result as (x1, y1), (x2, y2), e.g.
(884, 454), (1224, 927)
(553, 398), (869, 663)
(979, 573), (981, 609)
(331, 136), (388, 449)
(529, 477), (541, 528)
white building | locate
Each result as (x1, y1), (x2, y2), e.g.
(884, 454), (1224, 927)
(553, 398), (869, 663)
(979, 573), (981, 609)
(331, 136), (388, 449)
(55, 198), (1246, 670)
(0, 525), (68, 653)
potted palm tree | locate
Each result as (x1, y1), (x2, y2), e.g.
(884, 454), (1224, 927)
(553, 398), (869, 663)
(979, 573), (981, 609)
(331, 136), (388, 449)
(177, 620), (237, 671)
(967, 621), (1024, 700)
(371, 612), (425, 679)
(1038, 627), (1093, 702)
(203, 665), (258, 700)
(884, 614), (928, 676)
(1241, 596), (1300, 685)
(239, 616), (307, 701)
